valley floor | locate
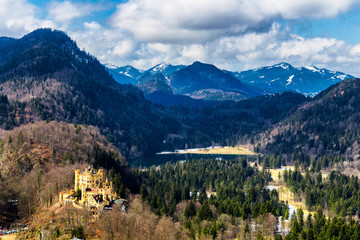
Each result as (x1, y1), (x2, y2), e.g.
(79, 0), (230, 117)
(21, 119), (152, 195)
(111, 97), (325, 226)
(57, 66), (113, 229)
(159, 145), (256, 155)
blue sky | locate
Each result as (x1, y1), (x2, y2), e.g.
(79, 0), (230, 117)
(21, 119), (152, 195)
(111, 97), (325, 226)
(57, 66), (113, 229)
(2, 0), (360, 76)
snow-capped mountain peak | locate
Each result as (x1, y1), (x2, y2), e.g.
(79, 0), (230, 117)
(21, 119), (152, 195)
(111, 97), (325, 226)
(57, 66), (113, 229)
(150, 62), (169, 73)
(231, 62), (354, 96)
(104, 63), (119, 69)
(145, 63), (186, 76)
(305, 66), (320, 73)
(273, 62), (292, 70)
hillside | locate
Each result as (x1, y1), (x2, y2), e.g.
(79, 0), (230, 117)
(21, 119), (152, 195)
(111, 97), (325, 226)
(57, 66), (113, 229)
(257, 78), (360, 159)
(137, 72), (173, 95)
(0, 121), (125, 177)
(0, 121), (126, 226)
(0, 29), (173, 158)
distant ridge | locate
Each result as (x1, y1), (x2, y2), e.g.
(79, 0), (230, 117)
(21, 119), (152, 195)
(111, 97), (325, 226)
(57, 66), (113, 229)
(107, 61), (354, 104)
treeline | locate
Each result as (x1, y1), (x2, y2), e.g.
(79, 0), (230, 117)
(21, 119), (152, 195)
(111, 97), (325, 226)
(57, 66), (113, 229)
(281, 208), (360, 240)
(259, 152), (349, 175)
(134, 158), (289, 238)
(283, 168), (360, 217)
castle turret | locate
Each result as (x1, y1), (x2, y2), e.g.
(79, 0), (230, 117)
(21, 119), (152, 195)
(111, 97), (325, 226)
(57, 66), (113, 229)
(75, 169), (80, 191)
(81, 184), (85, 203)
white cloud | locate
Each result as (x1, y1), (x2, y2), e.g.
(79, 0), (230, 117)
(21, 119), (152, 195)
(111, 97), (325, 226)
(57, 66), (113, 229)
(109, 0), (359, 44)
(113, 40), (135, 57)
(0, 0), (55, 37)
(48, 1), (83, 23)
(350, 44), (360, 57)
(47, 1), (105, 28)
(84, 21), (102, 30)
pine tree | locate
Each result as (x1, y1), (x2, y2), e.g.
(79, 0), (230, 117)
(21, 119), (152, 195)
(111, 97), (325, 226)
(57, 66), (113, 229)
(197, 201), (213, 221)
(184, 201), (196, 219)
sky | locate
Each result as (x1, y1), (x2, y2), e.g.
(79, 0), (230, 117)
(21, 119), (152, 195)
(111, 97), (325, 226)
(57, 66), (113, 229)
(2, 0), (360, 76)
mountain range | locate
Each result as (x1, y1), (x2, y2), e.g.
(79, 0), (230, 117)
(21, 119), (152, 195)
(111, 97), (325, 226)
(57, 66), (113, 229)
(107, 61), (354, 104)
(108, 62), (259, 104)
(0, 28), (359, 162)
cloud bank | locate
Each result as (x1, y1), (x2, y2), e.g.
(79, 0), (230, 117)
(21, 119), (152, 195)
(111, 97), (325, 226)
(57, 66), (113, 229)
(1, 0), (360, 76)
(110, 0), (356, 44)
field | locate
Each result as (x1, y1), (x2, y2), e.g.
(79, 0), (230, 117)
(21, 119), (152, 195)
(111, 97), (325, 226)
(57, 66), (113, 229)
(175, 146), (257, 155)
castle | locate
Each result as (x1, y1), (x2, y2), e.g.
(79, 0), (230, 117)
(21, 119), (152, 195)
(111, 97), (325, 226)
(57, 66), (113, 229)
(59, 167), (118, 219)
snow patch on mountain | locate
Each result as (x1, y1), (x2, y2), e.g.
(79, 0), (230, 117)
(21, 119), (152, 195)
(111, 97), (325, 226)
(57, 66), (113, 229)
(305, 66), (320, 73)
(274, 63), (290, 70)
(337, 74), (347, 80)
(105, 63), (118, 69)
(286, 75), (294, 85)
(119, 71), (132, 78)
(270, 78), (280, 82)
(151, 63), (168, 73)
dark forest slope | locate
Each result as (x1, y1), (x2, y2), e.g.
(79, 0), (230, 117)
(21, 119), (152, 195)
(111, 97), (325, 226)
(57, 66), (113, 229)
(258, 78), (360, 159)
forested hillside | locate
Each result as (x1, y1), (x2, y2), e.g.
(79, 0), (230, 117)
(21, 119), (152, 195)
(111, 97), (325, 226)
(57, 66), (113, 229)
(162, 91), (307, 150)
(258, 78), (360, 160)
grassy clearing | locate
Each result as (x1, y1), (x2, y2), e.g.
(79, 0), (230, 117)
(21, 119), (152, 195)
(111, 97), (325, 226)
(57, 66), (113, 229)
(0, 234), (17, 240)
(177, 146), (257, 155)
(268, 166), (294, 182)
(277, 186), (313, 217)
(267, 166), (315, 217)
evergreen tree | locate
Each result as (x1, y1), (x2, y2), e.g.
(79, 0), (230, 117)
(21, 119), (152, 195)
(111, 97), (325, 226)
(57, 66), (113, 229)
(197, 201), (213, 221)
(184, 201), (196, 219)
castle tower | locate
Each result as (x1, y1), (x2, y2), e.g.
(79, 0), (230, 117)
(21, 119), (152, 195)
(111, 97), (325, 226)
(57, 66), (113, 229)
(81, 184), (85, 203)
(75, 169), (80, 191)
(98, 169), (104, 187)
(86, 169), (92, 188)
